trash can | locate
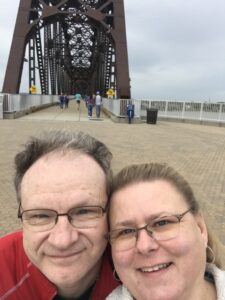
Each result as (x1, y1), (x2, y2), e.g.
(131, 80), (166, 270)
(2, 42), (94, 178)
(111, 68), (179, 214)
(146, 108), (158, 124)
(127, 104), (135, 124)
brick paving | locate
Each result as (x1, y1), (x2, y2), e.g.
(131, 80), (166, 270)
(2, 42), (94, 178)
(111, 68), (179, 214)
(0, 101), (225, 251)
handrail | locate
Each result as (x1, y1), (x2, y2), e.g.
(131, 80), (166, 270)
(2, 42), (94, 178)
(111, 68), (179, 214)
(1, 94), (225, 124)
(103, 98), (225, 124)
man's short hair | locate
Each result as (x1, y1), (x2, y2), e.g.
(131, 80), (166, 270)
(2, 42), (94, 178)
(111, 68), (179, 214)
(14, 130), (112, 203)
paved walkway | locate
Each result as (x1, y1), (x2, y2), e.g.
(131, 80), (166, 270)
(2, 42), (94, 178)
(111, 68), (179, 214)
(0, 100), (225, 250)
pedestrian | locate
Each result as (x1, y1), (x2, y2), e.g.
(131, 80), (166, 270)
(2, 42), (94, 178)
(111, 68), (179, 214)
(84, 94), (89, 107)
(59, 92), (64, 109)
(106, 163), (225, 300)
(64, 94), (69, 108)
(74, 92), (82, 110)
(0, 130), (118, 300)
(87, 94), (95, 118)
(95, 91), (102, 118)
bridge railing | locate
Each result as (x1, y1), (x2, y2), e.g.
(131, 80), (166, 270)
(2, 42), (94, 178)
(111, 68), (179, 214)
(103, 98), (141, 117)
(1, 95), (225, 125)
(140, 100), (225, 122)
(1, 94), (58, 116)
(103, 98), (225, 124)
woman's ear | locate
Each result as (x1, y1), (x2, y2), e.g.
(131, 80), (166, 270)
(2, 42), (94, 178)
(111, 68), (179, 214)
(195, 212), (208, 247)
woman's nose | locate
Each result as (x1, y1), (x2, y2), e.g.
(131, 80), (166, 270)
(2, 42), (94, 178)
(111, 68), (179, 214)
(135, 228), (159, 254)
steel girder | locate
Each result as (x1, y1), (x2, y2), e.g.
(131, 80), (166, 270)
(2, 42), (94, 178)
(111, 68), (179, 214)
(2, 0), (130, 98)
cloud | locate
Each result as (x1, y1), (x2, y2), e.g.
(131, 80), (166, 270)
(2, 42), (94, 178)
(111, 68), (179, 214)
(1, 0), (225, 101)
(124, 0), (225, 100)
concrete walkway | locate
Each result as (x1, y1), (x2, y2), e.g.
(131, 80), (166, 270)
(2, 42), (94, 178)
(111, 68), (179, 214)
(20, 100), (111, 122)
(0, 100), (225, 250)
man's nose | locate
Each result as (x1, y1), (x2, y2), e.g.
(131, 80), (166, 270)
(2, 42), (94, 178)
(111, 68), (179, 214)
(48, 216), (79, 249)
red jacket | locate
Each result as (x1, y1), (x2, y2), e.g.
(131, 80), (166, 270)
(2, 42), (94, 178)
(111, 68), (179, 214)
(0, 231), (118, 300)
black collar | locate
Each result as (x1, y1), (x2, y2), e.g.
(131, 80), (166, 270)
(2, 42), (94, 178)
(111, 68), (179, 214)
(54, 283), (95, 300)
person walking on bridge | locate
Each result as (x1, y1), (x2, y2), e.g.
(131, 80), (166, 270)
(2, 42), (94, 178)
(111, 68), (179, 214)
(74, 92), (82, 110)
(95, 91), (102, 118)
(87, 94), (95, 118)
(59, 93), (65, 109)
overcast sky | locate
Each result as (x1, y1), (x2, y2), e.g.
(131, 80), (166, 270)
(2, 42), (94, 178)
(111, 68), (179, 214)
(1, 0), (225, 101)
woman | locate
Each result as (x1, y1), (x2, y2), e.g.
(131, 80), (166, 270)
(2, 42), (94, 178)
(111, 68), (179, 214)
(106, 163), (225, 300)
(87, 94), (95, 118)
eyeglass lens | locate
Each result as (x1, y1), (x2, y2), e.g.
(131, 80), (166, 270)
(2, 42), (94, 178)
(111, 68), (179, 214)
(109, 209), (191, 251)
(20, 206), (105, 232)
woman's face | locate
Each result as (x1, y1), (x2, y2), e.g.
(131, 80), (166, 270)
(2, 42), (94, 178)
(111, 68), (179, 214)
(110, 180), (208, 300)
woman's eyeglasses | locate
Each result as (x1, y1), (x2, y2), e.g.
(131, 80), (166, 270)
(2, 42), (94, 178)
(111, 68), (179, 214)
(106, 208), (192, 251)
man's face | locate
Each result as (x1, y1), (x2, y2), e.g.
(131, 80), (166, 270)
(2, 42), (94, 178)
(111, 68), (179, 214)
(20, 151), (108, 296)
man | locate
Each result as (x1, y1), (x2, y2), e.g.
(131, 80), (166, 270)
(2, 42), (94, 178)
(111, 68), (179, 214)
(0, 130), (118, 299)
(64, 94), (69, 108)
(95, 91), (102, 118)
(59, 92), (65, 109)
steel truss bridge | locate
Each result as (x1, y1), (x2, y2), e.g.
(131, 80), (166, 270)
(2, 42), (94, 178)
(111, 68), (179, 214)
(2, 0), (131, 98)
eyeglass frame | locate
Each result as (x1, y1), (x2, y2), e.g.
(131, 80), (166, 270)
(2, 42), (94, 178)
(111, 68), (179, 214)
(17, 204), (107, 231)
(106, 208), (192, 249)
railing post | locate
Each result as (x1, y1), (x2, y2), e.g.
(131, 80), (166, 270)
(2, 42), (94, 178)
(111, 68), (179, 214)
(218, 103), (222, 121)
(165, 101), (168, 117)
(182, 101), (185, 119)
(200, 103), (203, 120)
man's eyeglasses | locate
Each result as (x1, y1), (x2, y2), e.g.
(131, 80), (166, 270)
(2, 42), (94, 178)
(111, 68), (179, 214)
(18, 205), (106, 232)
(106, 208), (192, 251)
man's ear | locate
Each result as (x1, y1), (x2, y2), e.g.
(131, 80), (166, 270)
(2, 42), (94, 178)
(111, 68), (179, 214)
(195, 212), (208, 247)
